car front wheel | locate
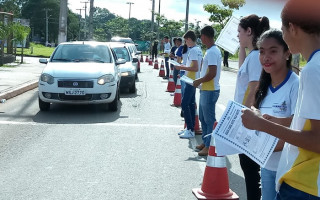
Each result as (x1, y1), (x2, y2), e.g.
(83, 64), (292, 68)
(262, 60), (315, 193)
(39, 97), (50, 111)
(108, 91), (119, 111)
(129, 80), (136, 93)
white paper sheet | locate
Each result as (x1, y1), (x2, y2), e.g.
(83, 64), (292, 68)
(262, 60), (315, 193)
(179, 75), (194, 86)
(216, 16), (240, 55)
(213, 100), (279, 167)
(167, 59), (181, 66)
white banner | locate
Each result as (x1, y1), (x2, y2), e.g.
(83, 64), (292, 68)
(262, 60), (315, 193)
(216, 16), (240, 55)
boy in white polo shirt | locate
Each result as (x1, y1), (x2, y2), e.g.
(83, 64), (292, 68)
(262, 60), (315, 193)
(193, 26), (221, 156)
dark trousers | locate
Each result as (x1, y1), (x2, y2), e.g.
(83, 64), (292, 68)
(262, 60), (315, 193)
(239, 154), (261, 200)
(164, 57), (170, 78)
(223, 51), (229, 67)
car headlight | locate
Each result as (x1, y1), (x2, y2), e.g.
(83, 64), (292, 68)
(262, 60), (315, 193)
(40, 73), (54, 84)
(121, 71), (133, 76)
(98, 74), (115, 85)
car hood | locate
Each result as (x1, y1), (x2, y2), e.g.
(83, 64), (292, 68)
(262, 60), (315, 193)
(43, 62), (117, 78)
(118, 62), (135, 72)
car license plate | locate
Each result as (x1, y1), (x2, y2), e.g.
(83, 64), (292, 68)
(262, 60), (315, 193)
(65, 89), (86, 95)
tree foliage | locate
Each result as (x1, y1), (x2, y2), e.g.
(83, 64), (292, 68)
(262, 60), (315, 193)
(221, 0), (245, 10)
(21, 0), (59, 43)
(203, 4), (233, 39)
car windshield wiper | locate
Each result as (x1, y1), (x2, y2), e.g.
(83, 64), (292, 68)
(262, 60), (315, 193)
(51, 58), (72, 62)
(76, 58), (105, 63)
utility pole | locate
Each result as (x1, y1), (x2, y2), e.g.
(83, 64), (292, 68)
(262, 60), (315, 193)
(151, 0), (155, 34)
(185, 0), (189, 32)
(76, 8), (84, 40)
(81, 1), (89, 40)
(156, 0), (161, 40)
(58, 0), (68, 44)
(126, 2), (134, 20)
(45, 9), (51, 46)
(88, 0), (94, 40)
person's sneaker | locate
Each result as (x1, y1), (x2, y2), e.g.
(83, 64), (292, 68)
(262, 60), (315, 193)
(178, 128), (187, 135)
(179, 129), (195, 138)
(198, 147), (209, 156)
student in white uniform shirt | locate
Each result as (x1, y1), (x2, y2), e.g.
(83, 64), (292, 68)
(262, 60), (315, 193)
(175, 30), (202, 138)
(242, 0), (320, 199)
(193, 26), (221, 156)
(235, 14), (270, 200)
(254, 29), (299, 200)
(161, 36), (171, 79)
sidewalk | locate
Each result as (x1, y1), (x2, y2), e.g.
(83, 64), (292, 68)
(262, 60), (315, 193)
(0, 56), (45, 101)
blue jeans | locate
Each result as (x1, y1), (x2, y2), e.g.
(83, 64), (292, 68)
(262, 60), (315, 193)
(164, 57), (170, 78)
(173, 68), (180, 85)
(261, 168), (277, 200)
(181, 84), (196, 131)
(180, 71), (186, 97)
(199, 90), (220, 147)
(276, 182), (320, 200)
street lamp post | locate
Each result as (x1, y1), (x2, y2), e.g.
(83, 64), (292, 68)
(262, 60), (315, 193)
(126, 2), (134, 37)
(185, 0), (189, 32)
(127, 2), (134, 20)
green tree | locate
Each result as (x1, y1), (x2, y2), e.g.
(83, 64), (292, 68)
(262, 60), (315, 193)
(11, 22), (30, 63)
(0, 0), (27, 17)
(0, 22), (10, 66)
(203, 4), (233, 39)
(157, 14), (184, 39)
(21, 0), (59, 44)
(67, 10), (80, 41)
(104, 16), (129, 39)
(221, 0), (245, 10)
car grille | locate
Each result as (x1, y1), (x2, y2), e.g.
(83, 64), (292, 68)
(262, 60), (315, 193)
(58, 80), (94, 88)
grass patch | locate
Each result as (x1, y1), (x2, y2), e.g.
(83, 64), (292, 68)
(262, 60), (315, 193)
(14, 43), (54, 57)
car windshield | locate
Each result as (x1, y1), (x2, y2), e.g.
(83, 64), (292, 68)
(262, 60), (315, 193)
(113, 47), (131, 62)
(51, 44), (112, 63)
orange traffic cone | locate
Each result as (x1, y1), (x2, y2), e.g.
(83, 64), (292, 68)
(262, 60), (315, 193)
(192, 123), (239, 200)
(149, 58), (153, 66)
(166, 70), (175, 92)
(159, 60), (165, 77)
(194, 103), (202, 135)
(145, 55), (149, 62)
(140, 55), (144, 62)
(154, 59), (159, 69)
(172, 76), (181, 106)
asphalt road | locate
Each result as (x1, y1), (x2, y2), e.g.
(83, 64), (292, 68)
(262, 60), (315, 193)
(0, 62), (247, 200)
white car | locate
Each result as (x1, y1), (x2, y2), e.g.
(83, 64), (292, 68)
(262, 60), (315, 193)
(109, 42), (137, 93)
(38, 41), (123, 111)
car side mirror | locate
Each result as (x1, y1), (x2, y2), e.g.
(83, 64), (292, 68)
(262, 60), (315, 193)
(135, 51), (141, 55)
(116, 58), (126, 65)
(39, 58), (48, 64)
(132, 58), (138, 63)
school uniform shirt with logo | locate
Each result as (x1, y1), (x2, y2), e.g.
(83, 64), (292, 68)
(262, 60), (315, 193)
(185, 46), (203, 80)
(200, 45), (222, 91)
(164, 42), (171, 57)
(234, 50), (262, 104)
(259, 71), (299, 171)
(276, 51), (320, 197)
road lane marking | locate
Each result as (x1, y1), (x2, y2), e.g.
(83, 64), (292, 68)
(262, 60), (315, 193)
(0, 121), (182, 128)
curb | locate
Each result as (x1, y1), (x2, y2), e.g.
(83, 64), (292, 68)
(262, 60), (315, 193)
(0, 80), (38, 100)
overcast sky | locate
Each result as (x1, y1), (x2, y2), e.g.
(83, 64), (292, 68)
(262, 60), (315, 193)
(68, 0), (286, 29)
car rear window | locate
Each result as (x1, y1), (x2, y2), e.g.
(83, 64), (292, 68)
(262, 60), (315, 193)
(112, 47), (131, 62)
(51, 44), (112, 63)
